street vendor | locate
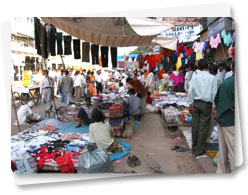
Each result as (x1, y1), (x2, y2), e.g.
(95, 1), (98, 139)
(14, 101), (35, 125)
(89, 109), (118, 153)
(76, 97), (96, 128)
(126, 88), (141, 120)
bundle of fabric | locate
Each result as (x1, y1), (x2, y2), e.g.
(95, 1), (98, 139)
(31, 118), (64, 131)
(98, 102), (113, 110)
(58, 106), (81, 123)
(109, 105), (124, 118)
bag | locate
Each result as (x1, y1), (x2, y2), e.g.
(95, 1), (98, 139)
(77, 149), (113, 173)
(13, 152), (38, 174)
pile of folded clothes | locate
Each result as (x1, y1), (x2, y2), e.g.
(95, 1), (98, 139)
(58, 106), (81, 123)
(108, 105), (125, 137)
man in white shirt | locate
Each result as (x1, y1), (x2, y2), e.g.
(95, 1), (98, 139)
(114, 70), (121, 80)
(40, 70), (54, 111)
(73, 71), (84, 102)
(216, 62), (226, 88)
(187, 59), (217, 158)
(118, 82), (125, 98)
(15, 101), (35, 125)
(95, 70), (103, 94)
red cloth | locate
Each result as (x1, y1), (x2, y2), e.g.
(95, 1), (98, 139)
(144, 54), (157, 69)
(132, 79), (147, 97)
(55, 154), (75, 173)
(177, 42), (185, 57)
(157, 69), (165, 80)
(146, 97), (153, 104)
(109, 105), (123, 111)
(184, 47), (193, 56)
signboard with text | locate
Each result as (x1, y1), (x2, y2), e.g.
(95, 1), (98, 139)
(161, 18), (199, 26)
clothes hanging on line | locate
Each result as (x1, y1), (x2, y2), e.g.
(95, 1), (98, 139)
(49, 26), (57, 56)
(192, 41), (205, 52)
(210, 33), (221, 49)
(91, 44), (99, 65)
(40, 25), (48, 59)
(82, 42), (90, 62)
(73, 39), (81, 59)
(111, 47), (117, 68)
(56, 32), (63, 55)
(101, 46), (109, 67)
(34, 18), (42, 55)
(221, 30), (232, 47)
(64, 36), (72, 55)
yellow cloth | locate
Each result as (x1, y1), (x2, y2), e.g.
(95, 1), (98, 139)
(176, 53), (184, 71)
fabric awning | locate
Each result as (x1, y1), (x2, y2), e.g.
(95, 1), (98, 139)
(41, 17), (172, 47)
(151, 37), (178, 51)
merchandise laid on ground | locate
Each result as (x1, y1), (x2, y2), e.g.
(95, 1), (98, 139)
(11, 17), (235, 174)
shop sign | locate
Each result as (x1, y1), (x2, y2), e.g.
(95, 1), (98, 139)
(160, 25), (201, 42)
(22, 71), (31, 86)
(161, 18), (199, 26)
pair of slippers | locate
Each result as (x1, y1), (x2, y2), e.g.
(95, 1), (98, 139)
(171, 145), (188, 152)
(127, 155), (141, 167)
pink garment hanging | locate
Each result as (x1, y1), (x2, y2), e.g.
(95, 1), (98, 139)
(210, 33), (221, 49)
(192, 41), (205, 52)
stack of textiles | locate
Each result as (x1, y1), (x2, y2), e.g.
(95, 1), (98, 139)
(58, 106), (81, 123)
(109, 105), (124, 137)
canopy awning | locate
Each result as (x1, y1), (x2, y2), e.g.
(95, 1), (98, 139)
(41, 17), (172, 47)
(151, 37), (178, 51)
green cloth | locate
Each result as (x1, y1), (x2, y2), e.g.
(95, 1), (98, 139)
(215, 75), (235, 127)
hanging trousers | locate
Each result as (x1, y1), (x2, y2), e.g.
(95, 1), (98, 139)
(57, 32), (63, 55)
(111, 47), (117, 68)
(50, 26), (57, 56)
(191, 100), (212, 156)
(82, 42), (90, 62)
(91, 44), (99, 64)
(101, 46), (109, 67)
(34, 17), (42, 55)
(73, 39), (81, 59)
(40, 25), (48, 59)
(64, 35), (72, 55)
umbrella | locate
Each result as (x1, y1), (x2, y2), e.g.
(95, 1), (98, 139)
(41, 17), (172, 47)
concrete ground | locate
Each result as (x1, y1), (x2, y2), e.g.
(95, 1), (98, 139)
(11, 97), (202, 174)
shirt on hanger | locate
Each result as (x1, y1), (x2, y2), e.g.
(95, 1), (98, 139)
(221, 30), (232, 47)
(192, 41), (205, 52)
(210, 33), (221, 49)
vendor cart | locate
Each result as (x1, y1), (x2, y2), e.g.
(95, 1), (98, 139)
(12, 85), (41, 107)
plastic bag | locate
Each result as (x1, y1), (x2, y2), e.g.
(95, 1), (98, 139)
(13, 152), (38, 174)
(77, 149), (113, 173)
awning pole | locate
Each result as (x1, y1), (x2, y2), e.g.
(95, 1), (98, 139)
(11, 85), (21, 133)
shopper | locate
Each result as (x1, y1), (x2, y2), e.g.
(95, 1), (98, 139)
(216, 62), (226, 88)
(95, 69), (103, 94)
(187, 59), (217, 158)
(145, 70), (155, 96)
(126, 88), (141, 120)
(73, 71), (83, 102)
(184, 64), (193, 93)
(76, 97), (96, 128)
(57, 70), (65, 102)
(215, 63), (235, 173)
(59, 70), (73, 106)
(118, 82), (125, 98)
(89, 109), (118, 152)
(169, 65), (183, 92)
(146, 92), (153, 104)
(40, 70), (54, 111)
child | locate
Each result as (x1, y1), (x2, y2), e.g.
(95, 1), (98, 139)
(146, 92), (153, 104)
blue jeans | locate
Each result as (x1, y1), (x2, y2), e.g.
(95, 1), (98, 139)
(61, 88), (65, 102)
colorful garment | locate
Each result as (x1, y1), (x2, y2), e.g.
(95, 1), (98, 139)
(193, 41), (205, 52)
(176, 53), (184, 71)
(210, 33), (221, 48)
(221, 30), (232, 47)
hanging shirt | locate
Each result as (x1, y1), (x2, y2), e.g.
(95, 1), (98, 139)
(184, 47), (193, 56)
(210, 33), (221, 48)
(176, 53), (184, 71)
(192, 41), (205, 52)
(221, 30), (232, 47)
(187, 70), (217, 105)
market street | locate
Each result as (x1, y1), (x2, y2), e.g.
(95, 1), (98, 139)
(11, 98), (201, 174)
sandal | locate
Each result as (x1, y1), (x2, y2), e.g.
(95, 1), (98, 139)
(132, 155), (141, 166)
(127, 156), (136, 167)
(175, 147), (188, 152)
(171, 145), (180, 151)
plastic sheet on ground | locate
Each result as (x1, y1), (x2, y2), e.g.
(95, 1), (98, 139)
(109, 139), (131, 162)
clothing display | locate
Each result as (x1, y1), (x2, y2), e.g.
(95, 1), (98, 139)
(193, 41), (205, 52)
(73, 39), (81, 59)
(136, 53), (144, 69)
(56, 32), (63, 55)
(82, 42), (90, 62)
(184, 47), (193, 56)
(111, 47), (117, 68)
(34, 17), (42, 55)
(101, 46), (109, 67)
(210, 33), (221, 49)
(64, 36), (72, 55)
(49, 26), (57, 56)
(91, 44), (99, 64)
(221, 30), (232, 47)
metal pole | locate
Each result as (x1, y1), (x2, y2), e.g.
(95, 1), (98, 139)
(11, 85), (21, 133)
